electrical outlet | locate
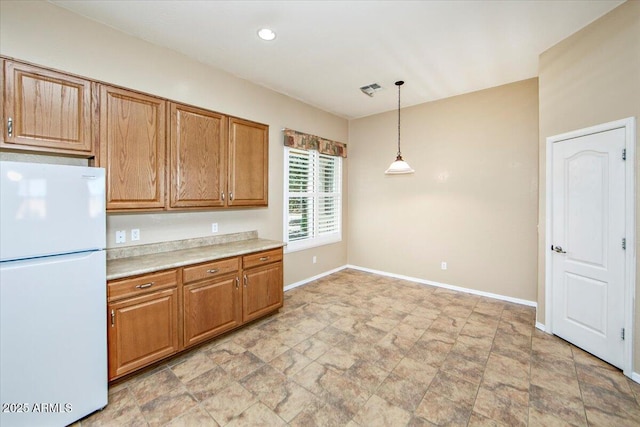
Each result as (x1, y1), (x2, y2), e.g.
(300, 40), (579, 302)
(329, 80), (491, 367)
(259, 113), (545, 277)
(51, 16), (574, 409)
(211, 223), (218, 233)
(312, 256), (317, 264)
(441, 261), (447, 270)
(115, 230), (126, 244)
(131, 229), (140, 241)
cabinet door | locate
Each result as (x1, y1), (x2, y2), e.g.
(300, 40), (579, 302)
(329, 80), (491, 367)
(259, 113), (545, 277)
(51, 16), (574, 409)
(242, 262), (283, 323)
(108, 288), (179, 380)
(2, 60), (93, 154)
(99, 85), (166, 210)
(228, 118), (268, 207)
(183, 275), (242, 348)
(169, 103), (226, 208)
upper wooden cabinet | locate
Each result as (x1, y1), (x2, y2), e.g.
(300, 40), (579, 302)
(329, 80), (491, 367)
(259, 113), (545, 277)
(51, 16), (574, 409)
(228, 118), (268, 207)
(0, 58), (270, 212)
(169, 103), (226, 209)
(99, 85), (166, 211)
(1, 60), (95, 155)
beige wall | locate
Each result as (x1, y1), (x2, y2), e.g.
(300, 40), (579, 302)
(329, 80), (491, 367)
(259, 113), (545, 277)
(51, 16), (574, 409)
(0, 0), (349, 286)
(348, 79), (539, 302)
(538, 0), (640, 369)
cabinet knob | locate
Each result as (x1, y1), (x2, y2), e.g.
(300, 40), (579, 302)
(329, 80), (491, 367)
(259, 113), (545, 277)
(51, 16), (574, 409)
(229, 192), (234, 201)
(221, 192), (225, 201)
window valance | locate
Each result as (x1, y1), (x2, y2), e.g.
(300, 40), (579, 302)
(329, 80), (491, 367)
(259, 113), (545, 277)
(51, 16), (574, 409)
(283, 128), (347, 158)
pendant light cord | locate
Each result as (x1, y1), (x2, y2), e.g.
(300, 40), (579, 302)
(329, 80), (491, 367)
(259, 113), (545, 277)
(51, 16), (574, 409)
(396, 80), (404, 160)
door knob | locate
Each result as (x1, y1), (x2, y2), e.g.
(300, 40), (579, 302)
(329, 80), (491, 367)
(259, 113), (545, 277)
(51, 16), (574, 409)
(551, 245), (566, 254)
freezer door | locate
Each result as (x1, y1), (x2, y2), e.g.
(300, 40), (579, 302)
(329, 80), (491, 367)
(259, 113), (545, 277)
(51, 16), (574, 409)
(0, 250), (107, 427)
(0, 161), (106, 261)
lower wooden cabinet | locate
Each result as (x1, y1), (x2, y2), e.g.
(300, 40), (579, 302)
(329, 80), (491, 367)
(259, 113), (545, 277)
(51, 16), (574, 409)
(106, 248), (283, 381)
(242, 248), (284, 323)
(108, 287), (179, 380)
(183, 275), (242, 348)
(243, 261), (284, 323)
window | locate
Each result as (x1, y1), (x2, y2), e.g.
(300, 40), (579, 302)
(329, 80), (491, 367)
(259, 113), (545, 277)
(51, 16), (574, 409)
(284, 147), (342, 252)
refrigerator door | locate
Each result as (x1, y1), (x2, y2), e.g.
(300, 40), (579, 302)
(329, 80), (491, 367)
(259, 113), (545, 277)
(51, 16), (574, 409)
(0, 250), (107, 427)
(0, 161), (106, 262)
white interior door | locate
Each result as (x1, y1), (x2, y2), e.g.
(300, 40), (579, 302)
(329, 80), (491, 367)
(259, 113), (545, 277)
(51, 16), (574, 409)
(551, 127), (626, 368)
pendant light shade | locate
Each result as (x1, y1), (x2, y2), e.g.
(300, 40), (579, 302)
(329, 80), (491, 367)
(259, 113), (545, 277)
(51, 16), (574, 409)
(385, 80), (414, 175)
(385, 156), (415, 174)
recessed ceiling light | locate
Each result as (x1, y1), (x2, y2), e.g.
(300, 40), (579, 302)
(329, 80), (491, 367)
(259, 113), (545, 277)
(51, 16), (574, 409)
(257, 28), (276, 41)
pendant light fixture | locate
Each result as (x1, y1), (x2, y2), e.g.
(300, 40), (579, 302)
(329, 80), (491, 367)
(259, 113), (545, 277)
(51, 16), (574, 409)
(385, 80), (415, 175)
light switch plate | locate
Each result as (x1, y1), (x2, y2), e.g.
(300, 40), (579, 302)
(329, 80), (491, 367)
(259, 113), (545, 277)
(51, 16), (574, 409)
(115, 230), (126, 244)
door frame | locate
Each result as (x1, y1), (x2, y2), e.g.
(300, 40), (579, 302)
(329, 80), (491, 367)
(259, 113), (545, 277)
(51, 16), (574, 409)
(544, 117), (636, 377)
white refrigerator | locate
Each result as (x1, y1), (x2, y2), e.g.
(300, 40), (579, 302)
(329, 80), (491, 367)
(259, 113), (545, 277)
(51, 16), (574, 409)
(0, 161), (108, 427)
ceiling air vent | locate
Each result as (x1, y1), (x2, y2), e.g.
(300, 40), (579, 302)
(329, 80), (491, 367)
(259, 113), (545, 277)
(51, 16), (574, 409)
(360, 83), (383, 97)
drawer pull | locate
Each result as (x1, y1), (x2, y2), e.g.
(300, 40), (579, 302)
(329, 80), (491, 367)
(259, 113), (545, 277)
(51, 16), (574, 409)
(235, 277), (239, 289)
(135, 282), (154, 289)
(243, 275), (248, 287)
(259, 256), (269, 261)
(206, 269), (219, 274)
(110, 309), (115, 327)
(7, 117), (13, 137)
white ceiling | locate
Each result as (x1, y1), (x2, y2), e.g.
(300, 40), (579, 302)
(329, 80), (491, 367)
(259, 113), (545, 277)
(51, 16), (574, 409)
(51, 0), (623, 120)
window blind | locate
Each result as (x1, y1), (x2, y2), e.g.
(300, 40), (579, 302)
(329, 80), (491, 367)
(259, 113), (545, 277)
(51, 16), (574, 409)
(285, 148), (342, 250)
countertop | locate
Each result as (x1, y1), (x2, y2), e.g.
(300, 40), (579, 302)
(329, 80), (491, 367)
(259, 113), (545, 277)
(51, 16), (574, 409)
(107, 237), (285, 281)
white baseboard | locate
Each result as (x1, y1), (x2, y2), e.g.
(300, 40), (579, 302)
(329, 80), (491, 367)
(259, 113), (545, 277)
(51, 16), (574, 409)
(284, 265), (348, 292)
(631, 372), (640, 384)
(535, 322), (546, 332)
(346, 264), (537, 308)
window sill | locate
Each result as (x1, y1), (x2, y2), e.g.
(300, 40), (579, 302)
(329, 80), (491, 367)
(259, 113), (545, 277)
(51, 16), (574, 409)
(284, 235), (342, 254)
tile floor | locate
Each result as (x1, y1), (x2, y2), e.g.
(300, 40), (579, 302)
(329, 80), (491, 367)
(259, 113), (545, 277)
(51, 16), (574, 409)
(76, 269), (640, 426)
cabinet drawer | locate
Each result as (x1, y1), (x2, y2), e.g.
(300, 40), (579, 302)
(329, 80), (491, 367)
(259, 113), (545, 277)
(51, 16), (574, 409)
(242, 248), (283, 269)
(183, 257), (239, 284)
(108, 270), (178, 302)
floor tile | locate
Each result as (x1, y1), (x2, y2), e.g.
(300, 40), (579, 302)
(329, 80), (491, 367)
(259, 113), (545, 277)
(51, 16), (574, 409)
(529, 384), (586, 426)
(353, 394), (412, 427)
(415, 391), (472, 426)
(129, 368), (182, 407)
(139, 387), (197, 427)
(225, 402), (287, 427)
(427, 370), (479, 406)
(162, 405), (219, 427)
(473, 387), (528, 427)
(218, 349), (265, 380)
(261, 379), (320, 422)
(80, 388), (145, 427)
(200, 381), (258, 425)
(269, 348), (313, 376)
(375, 372), (429, 412)
(185, 365), (234, 402)
(170, 351), (217, 383)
